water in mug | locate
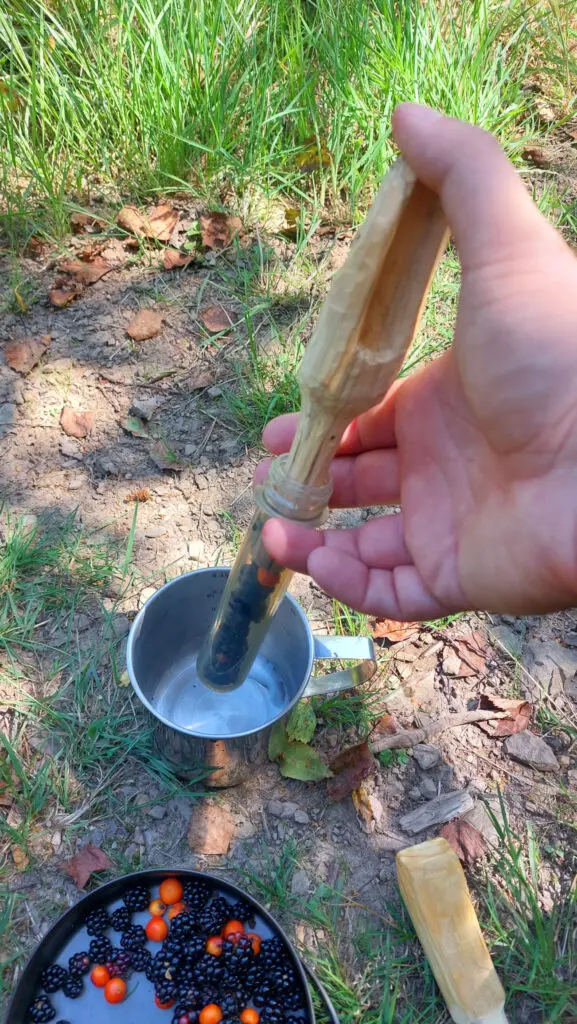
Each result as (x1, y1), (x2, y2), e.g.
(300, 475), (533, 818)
(153, 651), (289, 737)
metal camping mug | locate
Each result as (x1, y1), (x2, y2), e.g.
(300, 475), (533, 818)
(127, 567), (377, 787)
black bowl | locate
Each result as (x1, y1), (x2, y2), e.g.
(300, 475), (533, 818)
(6, 869), (316, 1024)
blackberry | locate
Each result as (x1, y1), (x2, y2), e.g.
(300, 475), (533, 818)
(155, 978), (178, 1004)
(193, 952), (225, 986)
(150, 948), (183, 983)
(243, 963), (265, 993)
(27, 995), (55, 1023)
(172, 1012), (199, 1024)
(222, 935), (254, 978)
(259, 1000), (286, 1024)
(176, 980), (201, 1006)
(181, 935), (206, 963)
(169, 910), (197, 940)
(198, 985), (219, 1007)
(129, 946), (152, 972)
(120, 923), (147, 950)
(40, 964), (67, 993)
(89, 935), (113, 963)
(220, 991), (241, 1016)
(260, 937), (289, 970)
(270, 964), (300, 998)
(253, 979), (276, 1006)
(110, 906), (132, 931)
(85, 907), (110, 936)
(68, 951), (90, 977)
(230, 899), (256, 927)
(106, 948), (133, 978)
(122, 884), (150, 911)
(182, 879), (212, 912)
(62, 974), (83, 999)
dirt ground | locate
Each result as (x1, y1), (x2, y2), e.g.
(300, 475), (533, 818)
(1, 164), (576, 1020)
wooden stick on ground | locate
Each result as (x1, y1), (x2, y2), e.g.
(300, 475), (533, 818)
(370, 710), (509, 754)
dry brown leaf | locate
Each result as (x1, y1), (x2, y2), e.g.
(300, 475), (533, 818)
(127, 309), (162, 342)
(117, 205), (152, 237)
(371, 618), (419, 643)
(327, 741), (375, 802)
(200, 211), (242, 250)
(522, 147), (552, 169)
(352, 781), (375, 830)
(59, 254), (111, 285)
(372, 713), (399, 736)
(48, 285), (80, 308)
(61, 843), (112, 888)
(4, 335), (50, 374)
(200, 304), (233, 334)
(148, 203), (179, 243)
(70, 211), (104, 234)
(149, 440), (185, 472)
(12, 845), (29, 871)
(188, 801), (235, 855)
(23, 236), (50, 259)
(60, 407), (95, 439)
(477, 693), (532, 737)
(162, 248), (195, 270)
(452, 632), (489, 677)
(190, 370), (215, 389)
(440, 820), (485, 865)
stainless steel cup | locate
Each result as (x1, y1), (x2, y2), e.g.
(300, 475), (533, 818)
(126, 568), (376, 786)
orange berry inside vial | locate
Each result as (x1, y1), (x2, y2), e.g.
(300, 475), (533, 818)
(159, 877), (184, 906)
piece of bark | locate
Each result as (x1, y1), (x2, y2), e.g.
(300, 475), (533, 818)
(370, 710), (508, 754)
(399, 791), (474, 835)
(187, 801), (235, 855)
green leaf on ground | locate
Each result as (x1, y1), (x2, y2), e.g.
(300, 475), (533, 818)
(279, 741), (331, 781)
(122, 415), (149, 438)
(268, 721), (288, 762)
(286, 701), (316, 743)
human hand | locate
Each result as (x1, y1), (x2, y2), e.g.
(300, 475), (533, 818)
(260, 104), (577, 619)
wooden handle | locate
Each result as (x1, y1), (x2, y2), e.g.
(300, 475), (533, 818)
(396, 838), (508, 1024)
(285, 157), (448, 485)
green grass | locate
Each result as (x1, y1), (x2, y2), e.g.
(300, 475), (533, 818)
(1, 0), (573, 243)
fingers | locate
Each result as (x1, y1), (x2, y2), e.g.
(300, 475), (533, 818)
(392, 103), (565, 273)
(255, 448), (400, 507)
(262, 517), (449, 619)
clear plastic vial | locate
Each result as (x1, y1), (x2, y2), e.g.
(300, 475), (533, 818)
(196, 455), (332, 692)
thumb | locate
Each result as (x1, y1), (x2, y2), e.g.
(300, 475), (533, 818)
(392, 104), (566, 273)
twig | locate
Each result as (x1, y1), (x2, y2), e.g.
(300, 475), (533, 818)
(369, 709), (508, 754)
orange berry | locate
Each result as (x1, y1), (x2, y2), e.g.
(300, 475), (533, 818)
(90, 965), (110, 987)
(222, 920), (245, 940)
(246, 932), (261, 955)
(146, 916), (169, 942)
(149, 898), (167, 917)
(240, 1010), (260, 1024)
(159, 877), (183, 906)
(206, 935), (224, 956)
(104, 977), (127, 1004)
(257, 567), (280, 588)
(168, 900), (187, 920)
(155, 995), (175, 1010)
(199, 1004), (223, 1024)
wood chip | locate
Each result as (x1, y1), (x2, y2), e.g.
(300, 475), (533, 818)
(399, 791), (474, 834)
(187, 800), (235, 855)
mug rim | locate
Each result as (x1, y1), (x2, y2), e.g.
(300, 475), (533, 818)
(126, 567), (315, 739)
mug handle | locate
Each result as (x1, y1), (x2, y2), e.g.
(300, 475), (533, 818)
(302, 635), (377, 696)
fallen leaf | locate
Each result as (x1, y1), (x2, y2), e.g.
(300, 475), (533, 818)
(452, 632), (489, 677)
(149, 439), (185, 472)
(60, 407), (95, 439)
(162, 248), (195, 270)
(352, 781), (375, 830)
(268, 721), (288, 762)
(23, 236), (50, 259)
(477, 693), (532, 737)
(122, 415), (149, 439)
(125, 487), (152, 503)
(59, 254), (111, 285)
(371, 618), (420, 643)
(279, 741), (331, 781)
(127, 309), (162, 342)
(12, 845), (29, 871)
(189, 370), (215, 389)
(188, 800), (235, 855)
(200, 304), (233, 334)
(522, 147), (551, 169)
(296, 136), (332, 172)
(287, 702), (317, 744)
(117, 205), (152, 237)
(200, 211), (242, 250)
(4, 335), (50, 374)
(372, 713), (399, 736)
(327, 741), (375, 802)
(148, 203), (179, 243)
(440, 820), (485, 865)
(61, 843), (112, 887)
(48, 285), (80, 308)
(70, 211), (104, 234)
